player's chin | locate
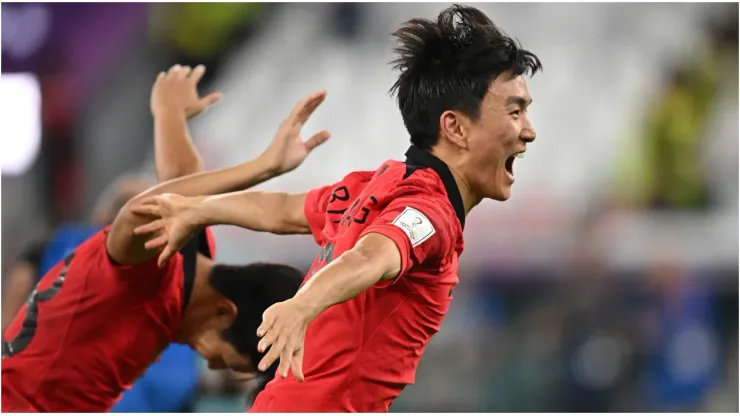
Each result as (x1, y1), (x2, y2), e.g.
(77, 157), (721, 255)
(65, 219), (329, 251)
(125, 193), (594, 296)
(487, 178), (512, 201)
(492, 186), (511, 201)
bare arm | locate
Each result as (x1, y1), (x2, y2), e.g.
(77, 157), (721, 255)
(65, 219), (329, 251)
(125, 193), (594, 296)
(130, 190), (310, 266)
(152, 65), (221, 181)
(154, 109), (204, 180)
(254, 233), (402, 378)
(108, 154), (278, 265)
(192, 190), (310, 235)
(293, 233), (401, 315)
(109, 80), (329, 265)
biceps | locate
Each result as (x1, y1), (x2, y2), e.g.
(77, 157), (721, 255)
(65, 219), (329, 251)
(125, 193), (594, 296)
(106, 201), (154, 265)
(279, 192), (311, 234)
(353, 233), (402, 281)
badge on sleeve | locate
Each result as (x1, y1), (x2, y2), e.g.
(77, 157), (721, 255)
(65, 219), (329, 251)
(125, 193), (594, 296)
(391, 207), (435, 247)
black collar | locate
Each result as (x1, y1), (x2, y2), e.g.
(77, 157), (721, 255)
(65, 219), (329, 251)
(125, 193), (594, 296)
(404, 145), (466, 230)
(179, 230), (212, 312)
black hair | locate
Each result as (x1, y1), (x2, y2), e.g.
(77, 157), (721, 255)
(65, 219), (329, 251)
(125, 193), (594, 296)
(208, 262), (303, 378)
(389, 4), (543, 150)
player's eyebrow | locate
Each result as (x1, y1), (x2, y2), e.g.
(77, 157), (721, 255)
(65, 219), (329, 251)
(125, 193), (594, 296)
(505, 96), (532, 109)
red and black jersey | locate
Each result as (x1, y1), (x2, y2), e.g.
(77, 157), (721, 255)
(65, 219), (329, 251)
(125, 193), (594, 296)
(1, 227), (215, 412)
(252, 146), (465, 412)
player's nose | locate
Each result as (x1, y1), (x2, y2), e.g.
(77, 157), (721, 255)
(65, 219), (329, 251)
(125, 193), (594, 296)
(520, 124), (536, 143)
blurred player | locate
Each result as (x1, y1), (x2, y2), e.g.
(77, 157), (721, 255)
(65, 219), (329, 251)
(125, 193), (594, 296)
(1, 175), (150, 334)
(1, 64), (330, 412)
(131, 4), (541, 412)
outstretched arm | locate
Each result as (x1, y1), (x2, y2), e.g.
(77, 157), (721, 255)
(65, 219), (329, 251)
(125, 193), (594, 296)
(129, 190), (311, 267)
(107, 81), (330, 265)
(255, 233), (401, 380)
(253, 193), (456, 381)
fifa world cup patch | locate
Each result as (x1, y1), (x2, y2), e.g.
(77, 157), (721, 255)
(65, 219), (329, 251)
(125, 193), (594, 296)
(391, 207), (435, 247)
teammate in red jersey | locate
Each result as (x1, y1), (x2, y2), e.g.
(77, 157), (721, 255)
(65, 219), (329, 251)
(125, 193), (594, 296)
(132, 4), (542, 412)
(1, 65), (331, 412)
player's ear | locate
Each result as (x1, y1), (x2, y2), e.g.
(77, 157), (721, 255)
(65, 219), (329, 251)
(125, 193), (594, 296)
(439, 110), (469, 150)
(215, 299), (237, 321)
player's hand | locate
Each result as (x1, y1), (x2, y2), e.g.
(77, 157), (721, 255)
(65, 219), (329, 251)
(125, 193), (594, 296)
(260, 90), (331, 175)
(151, 64), (222, 120)
(256, 298), (318, 382)
(130, 193), (205, 267)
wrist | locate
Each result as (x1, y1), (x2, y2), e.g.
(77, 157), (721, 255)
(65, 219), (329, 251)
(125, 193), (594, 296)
(251, 154), (280, 180)
(291, 291), (324, 323)
(185, 196), (211, 227)
(153, 105), (187, 119)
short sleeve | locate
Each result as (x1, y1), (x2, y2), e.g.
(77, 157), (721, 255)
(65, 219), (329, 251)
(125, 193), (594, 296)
(18, 240), (47, 269)
(360, 190), (458, 279)
(304, 184), (334, 245)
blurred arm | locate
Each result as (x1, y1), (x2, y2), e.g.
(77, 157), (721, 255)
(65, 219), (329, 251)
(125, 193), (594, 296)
(191, 190), (310, 235)
(292, 233), (401, 318)
(154, 109), (205, 181)
(2, 261), (36, 334)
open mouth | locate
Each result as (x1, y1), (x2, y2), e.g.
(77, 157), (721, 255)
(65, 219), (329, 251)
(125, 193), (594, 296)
(504, 152), (524, 181)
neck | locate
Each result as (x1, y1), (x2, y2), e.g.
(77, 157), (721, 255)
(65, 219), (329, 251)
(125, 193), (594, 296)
(175, 260), (215, 344)
(429, 147), (482, 214)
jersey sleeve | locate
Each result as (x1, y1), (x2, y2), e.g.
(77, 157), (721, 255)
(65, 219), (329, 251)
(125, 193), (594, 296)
(360, 184), (459, 280)
(303, 184), (334, 245)
(18, 240), (47, 269)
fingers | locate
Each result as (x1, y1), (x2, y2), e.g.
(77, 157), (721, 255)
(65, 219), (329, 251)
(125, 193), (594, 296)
(144, 234), (169, 251)
(138, 195), (163, 206)
(304, 130), (331, 153)
(259, 334), (285, 372)
(154, 71), (166, 84)
(279, 344), (292, 378)
(189, 64), (206, 83)
(176, 65), (192, 79)
(157, 246), (175, 268)
(167, 64), (183, 77)
(164, 64), (193, 80)
(290, 90), (327, 126)
(199, 91), (222, 108)
(133, 219), (165, 236)
(291, 349), (304, 382)
(257, 329), (277, 354)
(257, 308), (277, 337)
(130, 204), (161, 217)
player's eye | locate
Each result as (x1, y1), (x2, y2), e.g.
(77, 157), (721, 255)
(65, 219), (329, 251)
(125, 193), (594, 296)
(510, 110), (521, 118)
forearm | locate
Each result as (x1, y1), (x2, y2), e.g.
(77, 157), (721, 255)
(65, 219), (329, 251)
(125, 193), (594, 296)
(108, 156), (277, 265)
(194, 191), (309, 235)
(154, 110), (205, 181)
(137, 156), (276, 202)
(292, 236), (401, 318)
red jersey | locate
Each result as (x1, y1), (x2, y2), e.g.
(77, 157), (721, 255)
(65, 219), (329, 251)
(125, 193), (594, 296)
(1, 227), (215, 412)
(252, 146), (465, 412)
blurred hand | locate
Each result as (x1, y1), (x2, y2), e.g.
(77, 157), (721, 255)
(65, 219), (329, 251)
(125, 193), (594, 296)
(151, 64), (222, 119)
(130, 193), (205, 267)
(260, 90), (331, 175)
(256, 298), (318, 382)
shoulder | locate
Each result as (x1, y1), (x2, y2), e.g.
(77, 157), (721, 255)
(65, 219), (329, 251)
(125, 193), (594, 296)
(91, 227), (178, 280)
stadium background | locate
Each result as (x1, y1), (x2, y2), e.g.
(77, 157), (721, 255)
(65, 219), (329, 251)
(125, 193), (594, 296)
(1, 2), (737, 412)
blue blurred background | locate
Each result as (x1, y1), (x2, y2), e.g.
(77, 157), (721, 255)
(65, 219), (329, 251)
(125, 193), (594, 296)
(1, 2), (737, 412)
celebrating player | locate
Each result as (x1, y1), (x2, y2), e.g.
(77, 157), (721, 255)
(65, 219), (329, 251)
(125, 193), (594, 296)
(1, 65), (330, 412)
(132, 4), (541, 412)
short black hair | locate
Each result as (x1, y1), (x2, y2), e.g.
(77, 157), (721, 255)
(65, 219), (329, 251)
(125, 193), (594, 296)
(209, 263), (303, 374)
(389, 4), (543, 150)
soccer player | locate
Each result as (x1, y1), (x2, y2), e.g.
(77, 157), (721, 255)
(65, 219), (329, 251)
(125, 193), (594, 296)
(131, 4), (542, 412)
(1, 64), (330, 412)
